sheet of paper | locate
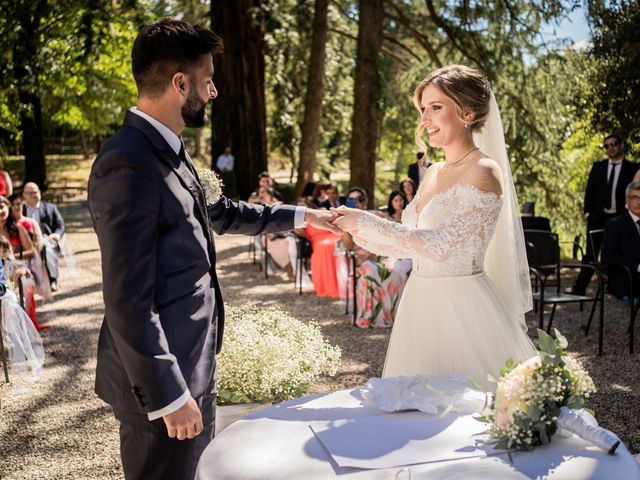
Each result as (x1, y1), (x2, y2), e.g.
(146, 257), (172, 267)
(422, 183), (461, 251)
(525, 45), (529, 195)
(311, 411), (505, 469)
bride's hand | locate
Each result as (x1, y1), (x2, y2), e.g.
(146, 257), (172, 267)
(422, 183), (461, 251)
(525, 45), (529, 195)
(332, 206), (364, 234)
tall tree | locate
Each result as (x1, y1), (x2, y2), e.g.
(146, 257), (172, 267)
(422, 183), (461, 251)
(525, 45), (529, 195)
(295, 0), (329, 196)
(587, 0), (640, 143)
(211, 0), (267, 199)
(349, 0), (384, 204)
(9, 1), (48, 187)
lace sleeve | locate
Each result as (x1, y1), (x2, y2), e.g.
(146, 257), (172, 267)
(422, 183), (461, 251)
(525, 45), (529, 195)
(353, 192), (502, 262)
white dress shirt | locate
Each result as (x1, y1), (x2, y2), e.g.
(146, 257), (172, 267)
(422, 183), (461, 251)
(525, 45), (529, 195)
(216, 154), (235, 172)
(130, 107), (305, 419)
(26, 202), (41, 223)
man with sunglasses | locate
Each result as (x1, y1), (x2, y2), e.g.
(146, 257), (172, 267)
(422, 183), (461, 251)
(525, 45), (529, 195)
(571, 134), (639, 295)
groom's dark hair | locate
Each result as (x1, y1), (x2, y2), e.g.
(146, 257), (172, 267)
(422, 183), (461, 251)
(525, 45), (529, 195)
(132, 18), (223, 97)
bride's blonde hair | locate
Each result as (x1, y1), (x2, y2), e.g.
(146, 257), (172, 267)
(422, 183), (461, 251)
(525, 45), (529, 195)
(413, 65), (492, 152)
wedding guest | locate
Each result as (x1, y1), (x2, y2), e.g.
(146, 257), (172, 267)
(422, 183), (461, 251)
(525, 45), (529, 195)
(311, 182), (330, 208)
(87, 18), (338, 479)
(254, 172), (284, 201)
(342, 188), (408, 328)
(0, 234), (44, 330)
(385, 190), (408, 223)
(297, 203), (343, 298)
(571, 134), (639, 295)
(22, 182), (66, 292)
(9, 194), (52, 301)
(320, 184), (346, 209)
(215, 146), (234, 172)
(407, 152), (432, 188)
(399, 178), (418, 203)
(258, 189), (297, 278)
(0, 170), (13, 197)
(602, 181), (640, 300)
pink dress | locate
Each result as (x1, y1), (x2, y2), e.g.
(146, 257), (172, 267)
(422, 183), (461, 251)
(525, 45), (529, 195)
(305, 224), (343, 298)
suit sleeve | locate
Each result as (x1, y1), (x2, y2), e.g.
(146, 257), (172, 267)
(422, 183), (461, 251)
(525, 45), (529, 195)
(602, 219), (638, 271)
(207, 197), (296, 236)
(89, 151), (187, 412)
(50, 204), (66, 237)
(583, 164), (597, 215)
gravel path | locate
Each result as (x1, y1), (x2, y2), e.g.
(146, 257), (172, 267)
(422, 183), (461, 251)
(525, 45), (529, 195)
(0, 199), (638, 479)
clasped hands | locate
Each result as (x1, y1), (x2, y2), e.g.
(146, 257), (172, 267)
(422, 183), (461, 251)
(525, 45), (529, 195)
(303, 206), (364, 235)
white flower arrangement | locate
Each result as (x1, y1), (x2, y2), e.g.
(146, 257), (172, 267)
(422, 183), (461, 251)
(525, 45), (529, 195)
(477, 329), (618, 455)
(196, 167), (224, 205)
(217, 304), (342, 405)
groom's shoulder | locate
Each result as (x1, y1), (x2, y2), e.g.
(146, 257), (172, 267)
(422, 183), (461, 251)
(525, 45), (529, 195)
(94, 126), (156, 168)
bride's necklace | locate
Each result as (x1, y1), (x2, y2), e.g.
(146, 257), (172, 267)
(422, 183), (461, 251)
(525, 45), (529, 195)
(445, 147), (479, 167)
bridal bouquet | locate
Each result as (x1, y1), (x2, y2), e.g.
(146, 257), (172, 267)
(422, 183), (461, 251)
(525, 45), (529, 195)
(196, 166), (223, 205)
(478, 329), (619, 455)
(217, 304), (341, 404)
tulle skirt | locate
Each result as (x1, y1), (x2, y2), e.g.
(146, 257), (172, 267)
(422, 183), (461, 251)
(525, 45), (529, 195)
(382, 272), (536, 390)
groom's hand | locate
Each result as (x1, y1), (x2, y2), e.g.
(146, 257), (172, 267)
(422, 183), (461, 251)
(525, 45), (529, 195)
(163, 395), (203, 440)
(304, 208), (342, 235)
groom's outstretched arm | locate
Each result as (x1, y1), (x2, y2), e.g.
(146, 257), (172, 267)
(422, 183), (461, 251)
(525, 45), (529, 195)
(207, 197), (340, 236)
(89, 150), (188, 413)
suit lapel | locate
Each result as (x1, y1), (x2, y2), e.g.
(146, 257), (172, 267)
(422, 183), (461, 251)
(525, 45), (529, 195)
(123, 112), (213, 254)
(625, 213), (640, 243)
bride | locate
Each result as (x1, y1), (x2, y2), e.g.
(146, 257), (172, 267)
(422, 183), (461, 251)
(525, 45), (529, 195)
(334, 65), (536, 389)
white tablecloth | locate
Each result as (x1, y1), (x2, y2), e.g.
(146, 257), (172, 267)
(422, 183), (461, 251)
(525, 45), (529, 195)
(196, 389), (640, 480)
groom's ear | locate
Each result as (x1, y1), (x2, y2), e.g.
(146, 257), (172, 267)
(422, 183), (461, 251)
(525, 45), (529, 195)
(171, 72), (188, 95)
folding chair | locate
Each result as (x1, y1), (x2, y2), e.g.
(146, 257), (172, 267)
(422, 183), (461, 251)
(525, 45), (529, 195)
(524, 229), (603, 353)
(585, 229), (639, 354)
(295, 236), (312, 295)
(343, 250), (358, 325)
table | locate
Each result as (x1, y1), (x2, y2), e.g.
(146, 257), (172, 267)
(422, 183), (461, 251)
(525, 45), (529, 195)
(196, 389), (640, 479)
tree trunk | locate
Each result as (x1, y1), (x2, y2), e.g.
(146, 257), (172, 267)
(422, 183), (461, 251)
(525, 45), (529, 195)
(295, 0), (330, 197)
(14, 2), (48, 188)
(349, 0), (384, 207)
(211, 0), (267, 200)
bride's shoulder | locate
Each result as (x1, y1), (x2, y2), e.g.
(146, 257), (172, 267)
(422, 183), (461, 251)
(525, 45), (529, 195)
(463, 156), (503, 196)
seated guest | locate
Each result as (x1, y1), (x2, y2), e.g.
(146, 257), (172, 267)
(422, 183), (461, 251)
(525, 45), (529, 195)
(602, 181), (640, 300)
(256, 188), (297, 278)
(399, 178), (418, 203)
(256, 172), (284, 201)
(22, 182), (65, 291)
(0, 235), (46, 330)
(0, 170), (12, 197)
(342, 188), (409, 328)
(384, 190), (408, 223)
(296, 203), (343, 298)
(320, 184), (346, 209)
(311, 182), (330, 208)
(9, 194), (52, 301)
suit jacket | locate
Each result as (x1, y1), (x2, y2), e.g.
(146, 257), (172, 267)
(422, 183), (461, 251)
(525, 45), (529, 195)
(23, 201), (65, 237)
(88, 111), (296, 414)
(320, 196), (346, 209)
(408, 163), (420, 187)
(584, 159), (639, 224)
(602, 213), (640, 298)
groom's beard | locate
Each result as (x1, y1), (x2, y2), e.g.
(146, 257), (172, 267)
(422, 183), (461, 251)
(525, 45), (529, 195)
(182, 89), (208, 128)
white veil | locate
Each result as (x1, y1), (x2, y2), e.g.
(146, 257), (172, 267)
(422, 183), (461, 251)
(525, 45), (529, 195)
(473, 93), (532, 330)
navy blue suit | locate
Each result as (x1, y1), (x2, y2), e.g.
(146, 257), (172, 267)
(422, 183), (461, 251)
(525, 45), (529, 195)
(88, 112), (296, 478)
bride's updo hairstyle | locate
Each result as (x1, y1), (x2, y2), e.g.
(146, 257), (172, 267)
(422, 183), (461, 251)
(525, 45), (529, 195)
(413, 64), (491, 151)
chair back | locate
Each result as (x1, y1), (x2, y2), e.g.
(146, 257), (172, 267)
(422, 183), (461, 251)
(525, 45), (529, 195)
(522, 201), (536, 217)
(588, 229), (605, 263)
(524, 229), (561, 285)
(521, 216), (551, 231)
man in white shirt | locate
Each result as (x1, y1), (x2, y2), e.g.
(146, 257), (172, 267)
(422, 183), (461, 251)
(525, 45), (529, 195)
(88, 18), (338, 480)
(215, 146), (234, 172)
(572, 134), (639, 295)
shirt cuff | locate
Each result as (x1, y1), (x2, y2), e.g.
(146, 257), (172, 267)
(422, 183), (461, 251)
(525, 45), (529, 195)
(294, 207), (307, 229)
(147, 389), (190, 421)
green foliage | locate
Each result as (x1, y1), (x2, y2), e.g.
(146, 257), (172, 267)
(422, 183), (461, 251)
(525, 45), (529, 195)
(587, 0), (640, 144)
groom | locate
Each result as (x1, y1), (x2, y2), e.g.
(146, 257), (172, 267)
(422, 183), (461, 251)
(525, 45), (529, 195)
(88, 18), (337, 479)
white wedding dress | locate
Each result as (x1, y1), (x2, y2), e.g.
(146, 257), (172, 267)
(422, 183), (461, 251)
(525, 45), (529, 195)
(354, 181), (536, 389)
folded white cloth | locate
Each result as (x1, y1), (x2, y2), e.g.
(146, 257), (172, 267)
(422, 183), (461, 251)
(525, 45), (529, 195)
(360, 374), (489, 416)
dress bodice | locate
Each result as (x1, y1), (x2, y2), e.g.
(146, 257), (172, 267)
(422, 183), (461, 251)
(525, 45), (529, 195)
(354, 183), (503, 277)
